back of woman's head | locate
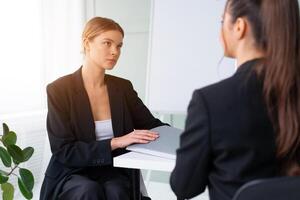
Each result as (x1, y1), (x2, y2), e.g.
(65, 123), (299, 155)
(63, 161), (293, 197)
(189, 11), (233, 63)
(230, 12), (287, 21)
(227, 0), (300, 176)
(82, 17), (124, 53)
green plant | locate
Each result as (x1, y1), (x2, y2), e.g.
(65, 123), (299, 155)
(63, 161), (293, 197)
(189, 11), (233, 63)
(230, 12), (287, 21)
(0, 123), (34, 200)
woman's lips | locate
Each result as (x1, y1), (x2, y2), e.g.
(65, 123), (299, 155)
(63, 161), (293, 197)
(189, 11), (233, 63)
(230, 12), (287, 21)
(107, 59), (116, 62)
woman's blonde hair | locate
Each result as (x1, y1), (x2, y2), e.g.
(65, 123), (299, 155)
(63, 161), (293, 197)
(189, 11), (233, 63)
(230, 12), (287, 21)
(82, 17), (124, 53)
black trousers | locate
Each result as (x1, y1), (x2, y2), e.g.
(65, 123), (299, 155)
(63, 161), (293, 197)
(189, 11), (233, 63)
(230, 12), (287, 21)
(58, 167), (130, 200)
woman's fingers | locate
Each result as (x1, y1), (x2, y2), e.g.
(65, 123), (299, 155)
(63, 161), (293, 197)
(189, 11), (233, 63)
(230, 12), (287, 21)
(133, 131), (159, 141)
(133, 134), (157, 141)
(134, 138), (150, 144)
(120, 130), (160, 146)
(126, 130), (159, 144)
(134, 130), (159, 138)
(139, 130), (158, 134)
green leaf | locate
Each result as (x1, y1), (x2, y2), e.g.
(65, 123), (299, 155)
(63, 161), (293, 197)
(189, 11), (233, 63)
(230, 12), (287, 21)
(19, 168), (34, 191)
(18, 177), (33, 199)
(0, 147), (11, 167)
(0, 170), (8, 176)
(12, 159), (20, 165)
(2, 131), (17, 147)
(7, 145), (24, 163)
(22, 147), (34, 162)
(0, 173), (8, 184)
(1, 182), (14, 200)
(2, 123), (9, 135)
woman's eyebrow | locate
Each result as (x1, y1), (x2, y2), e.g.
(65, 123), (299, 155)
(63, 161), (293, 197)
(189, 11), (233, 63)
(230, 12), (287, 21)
(102, 38), (123, 45)
(102, 38), (114, 41)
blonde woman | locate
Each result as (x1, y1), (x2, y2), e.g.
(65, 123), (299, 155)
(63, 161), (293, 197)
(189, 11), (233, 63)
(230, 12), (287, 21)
(40, 17), (165, 200)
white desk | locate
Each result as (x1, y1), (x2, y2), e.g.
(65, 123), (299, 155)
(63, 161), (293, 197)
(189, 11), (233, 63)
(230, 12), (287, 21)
(114, 152), (176, 199)
(113, 151), (175, 172)
(114, 152), (208, 200)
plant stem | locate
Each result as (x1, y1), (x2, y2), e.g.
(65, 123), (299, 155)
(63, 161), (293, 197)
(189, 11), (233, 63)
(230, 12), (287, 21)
(8, 165), (18, 176)
(11, 172), (18, 177)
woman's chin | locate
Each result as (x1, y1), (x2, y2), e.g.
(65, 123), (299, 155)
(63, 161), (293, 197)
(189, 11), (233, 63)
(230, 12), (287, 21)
(103, 64), (116, 70)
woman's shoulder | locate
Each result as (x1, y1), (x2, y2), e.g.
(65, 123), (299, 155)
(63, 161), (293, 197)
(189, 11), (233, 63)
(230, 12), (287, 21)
(105, 74), (130, 82)
(46, 69), (81, 99)
(47, 67), (83, 91)
(196, 67), (260, 108)
(49, 74), (73, 87)
(47, 73), (73, 92)
(105, 74), (132, 88)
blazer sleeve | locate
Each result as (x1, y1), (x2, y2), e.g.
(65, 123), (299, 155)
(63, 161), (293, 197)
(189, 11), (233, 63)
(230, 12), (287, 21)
(170, 90), (212, 199)
(46, 83), (112, 168)
(124, 80), (167, 129)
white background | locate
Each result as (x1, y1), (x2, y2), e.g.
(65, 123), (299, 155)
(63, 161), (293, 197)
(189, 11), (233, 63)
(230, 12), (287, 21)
(146, 0), (235, 113)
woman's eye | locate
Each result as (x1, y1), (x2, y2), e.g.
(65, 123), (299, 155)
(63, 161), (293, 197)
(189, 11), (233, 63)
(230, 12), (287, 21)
(220, 16), (224, 24)
(103, 41), (111, 46)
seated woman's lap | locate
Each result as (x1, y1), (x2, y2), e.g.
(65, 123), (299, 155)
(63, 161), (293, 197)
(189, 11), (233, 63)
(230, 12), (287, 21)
(58, 167), (130, 200)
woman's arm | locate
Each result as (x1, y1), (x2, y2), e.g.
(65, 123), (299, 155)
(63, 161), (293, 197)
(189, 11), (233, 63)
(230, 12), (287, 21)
(108, 80), (167, 150)
(170, 90), (212, 199)
(47, 83), (113, 168)
(110, 129), (159, 150)
(124, 80), (167, 129)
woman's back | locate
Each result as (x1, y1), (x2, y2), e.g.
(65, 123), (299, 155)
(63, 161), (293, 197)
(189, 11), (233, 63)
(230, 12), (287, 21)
(170, 59), (278, 200)
(201, 59), (278, 199)
(171, 0), (300, 199)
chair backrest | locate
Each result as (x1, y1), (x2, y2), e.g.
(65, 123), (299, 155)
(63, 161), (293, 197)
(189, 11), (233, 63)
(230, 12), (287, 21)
(232, 176), (300, 200)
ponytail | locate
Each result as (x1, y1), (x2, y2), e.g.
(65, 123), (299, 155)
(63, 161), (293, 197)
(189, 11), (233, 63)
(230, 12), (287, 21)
(261, 0), (300, 175)
(228, 0), (300, 175)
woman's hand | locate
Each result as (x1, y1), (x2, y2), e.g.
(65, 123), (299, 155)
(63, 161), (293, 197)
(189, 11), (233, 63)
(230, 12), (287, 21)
(111, 130), (159, 150)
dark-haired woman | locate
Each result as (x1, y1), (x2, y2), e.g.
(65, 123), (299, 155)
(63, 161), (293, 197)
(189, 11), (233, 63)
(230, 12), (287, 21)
(170, 0), (300, 200)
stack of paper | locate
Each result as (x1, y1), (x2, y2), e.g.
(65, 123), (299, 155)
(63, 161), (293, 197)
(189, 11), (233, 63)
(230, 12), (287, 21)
(126, 126), (182, 159)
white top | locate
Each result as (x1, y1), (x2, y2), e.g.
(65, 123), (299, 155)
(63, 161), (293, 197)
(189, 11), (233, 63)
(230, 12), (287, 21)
(95, 119), (114, 141)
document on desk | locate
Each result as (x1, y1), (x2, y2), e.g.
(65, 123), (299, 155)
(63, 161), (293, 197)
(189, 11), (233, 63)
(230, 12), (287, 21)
(126, 125), (182, 159)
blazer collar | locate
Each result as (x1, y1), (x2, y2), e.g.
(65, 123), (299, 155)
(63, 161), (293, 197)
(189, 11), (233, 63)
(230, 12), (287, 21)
(106, 75), (125, 138)
(235, 58), (263, 76)
(72, 67), (125, 140)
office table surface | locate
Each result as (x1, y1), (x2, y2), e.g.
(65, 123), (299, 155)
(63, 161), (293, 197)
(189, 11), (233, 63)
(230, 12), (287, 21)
(113, 151), (175, 172)
(114, 152), (209, 200)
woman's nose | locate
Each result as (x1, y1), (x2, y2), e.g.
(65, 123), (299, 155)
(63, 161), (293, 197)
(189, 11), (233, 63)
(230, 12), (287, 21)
(111, 46), (118, 56)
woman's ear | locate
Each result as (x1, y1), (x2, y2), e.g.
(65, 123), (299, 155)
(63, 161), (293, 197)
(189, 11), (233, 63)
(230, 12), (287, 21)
(83, 38), (90, 52)
(233, 17), (247, 40)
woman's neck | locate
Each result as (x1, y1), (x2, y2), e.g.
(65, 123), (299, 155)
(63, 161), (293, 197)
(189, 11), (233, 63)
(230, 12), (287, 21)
(235, 43), (265, 67)
(236, 53), (264, 67)
(82, 59), (106, 89)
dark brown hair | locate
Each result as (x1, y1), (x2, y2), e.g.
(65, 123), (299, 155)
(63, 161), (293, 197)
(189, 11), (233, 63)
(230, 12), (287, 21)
(227, 0), (300, 175)
(82, 17), (124, 53)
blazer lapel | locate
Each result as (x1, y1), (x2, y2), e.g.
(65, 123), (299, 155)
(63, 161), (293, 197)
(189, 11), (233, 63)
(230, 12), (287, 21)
(72, 69), (125, 140)
(72, 67), (96, 141)
(106, 75), (124, 137)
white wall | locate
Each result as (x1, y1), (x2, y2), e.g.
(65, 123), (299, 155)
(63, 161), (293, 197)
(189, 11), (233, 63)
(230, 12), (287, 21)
(146, 0), (235, 113)
(0, 0), (44, 115)
(94, 0), (152, 100)
(0, 1), (86, 199)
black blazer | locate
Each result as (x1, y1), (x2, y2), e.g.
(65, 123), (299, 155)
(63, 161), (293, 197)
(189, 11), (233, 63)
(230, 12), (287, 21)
(40, 67), (165, 200)
(170, 59), (279, 200)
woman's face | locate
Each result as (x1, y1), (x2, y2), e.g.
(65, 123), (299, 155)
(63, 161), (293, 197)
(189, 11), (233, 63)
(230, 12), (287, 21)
(220, 10), (238, 58)
(85, 30), (123, 70)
